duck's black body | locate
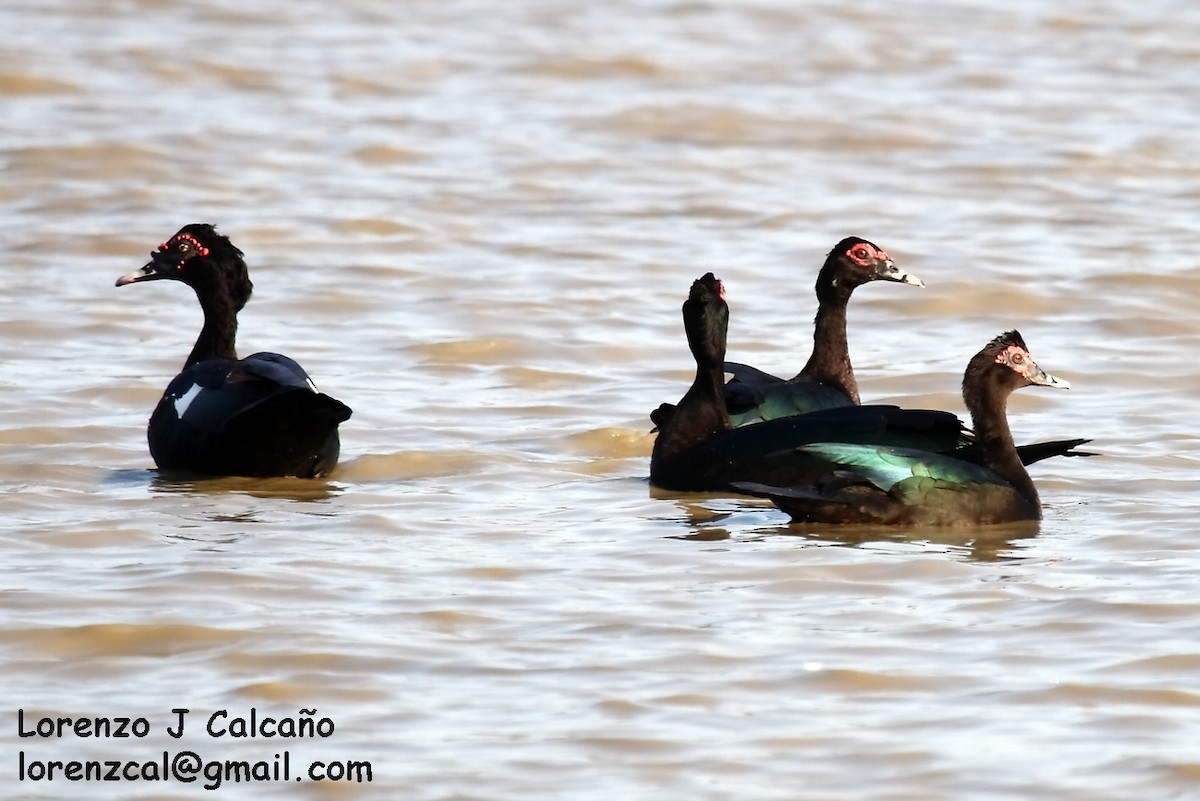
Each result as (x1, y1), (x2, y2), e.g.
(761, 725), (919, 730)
(721, 366), (859, 424)
(657, 402), (1090, 492)
(648, 277), (1089, 497)
(118, 224), (351, 478)
(651, 237), (923, 430)
(735, 331), (1081, 527)
(654, 401), (963, 491)
(147, 352), (349, 478)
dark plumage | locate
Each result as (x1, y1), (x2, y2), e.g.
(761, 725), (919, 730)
(735, 331), (1081, 526)
(725, 236), (925, 424)
(650, 237), (923, 431)
(116, 224), (351, 478)
(650, 273), (731, 482)
(649, 276), (1089, 494)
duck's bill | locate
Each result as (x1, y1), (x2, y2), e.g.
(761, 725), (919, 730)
(115, 261), (163, 287)
(877, 260), (924, 288)
(1030, 364), (1070, 390)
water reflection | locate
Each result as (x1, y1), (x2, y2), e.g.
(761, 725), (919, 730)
(162, 527), (259, 547)
(100, 467), (159, 487)
(148, 472), (344, 503)
(658, 490), (1041, 561)
(770, 519), (1042, 562)
(8, 0), (1199, 796)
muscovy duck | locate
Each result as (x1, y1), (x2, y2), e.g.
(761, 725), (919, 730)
(651, 237), (923, 430)
(116, 224), (351, 478)
(649, 276), (1088, 493)
(734, 331), (1079, 526)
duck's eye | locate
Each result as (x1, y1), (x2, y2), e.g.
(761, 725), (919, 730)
(177, 242), (190, 253)
(1011, 352), (1025, 365)
(852, 247), (869, 260)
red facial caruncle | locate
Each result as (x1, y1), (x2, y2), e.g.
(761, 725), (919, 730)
(159, 232), (210, 269)
(846, 242), (887, 266)
(995, 344), (1034, 377)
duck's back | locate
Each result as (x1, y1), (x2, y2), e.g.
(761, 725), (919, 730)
(722, 363), (856, 425)
(661, 404), (968, 492)
(148, 352), (352, 478)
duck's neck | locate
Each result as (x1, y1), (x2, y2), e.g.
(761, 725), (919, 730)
(798, 279), (858, 402)
(652, 356), (730, 464)
(186, 286), (240, 368)
(968, 389), (1038, 506)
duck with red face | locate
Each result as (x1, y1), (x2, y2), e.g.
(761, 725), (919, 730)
(117, 223), (351, 478)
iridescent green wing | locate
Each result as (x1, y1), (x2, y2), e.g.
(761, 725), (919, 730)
(795, 443), (1005, 492)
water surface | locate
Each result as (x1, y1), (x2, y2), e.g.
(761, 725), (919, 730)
(2, 1), (1199, 799)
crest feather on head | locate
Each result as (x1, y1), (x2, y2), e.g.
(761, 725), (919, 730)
(987, 330), (1027, 352)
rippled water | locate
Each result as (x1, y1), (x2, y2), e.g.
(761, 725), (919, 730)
(2, 0), (1199, 799)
